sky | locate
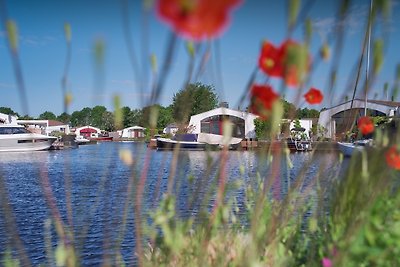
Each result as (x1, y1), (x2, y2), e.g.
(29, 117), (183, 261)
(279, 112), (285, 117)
(0, 0), (399, 117)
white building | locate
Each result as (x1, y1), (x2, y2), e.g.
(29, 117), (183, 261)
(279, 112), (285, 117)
(75, 125), (101, 138)
(163, 123), (179, 135)
(121, 126), (146, 138)
(289, 119), (313, 137)
(17, 120), (70, 135)
(0, 113), (18, 125)
(188, 107), (258, 141)
(318, 99), (400, 139)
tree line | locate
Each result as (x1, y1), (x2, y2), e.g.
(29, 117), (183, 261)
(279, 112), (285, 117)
(0, 83), (219, 132)
(1, 82), (319, 132)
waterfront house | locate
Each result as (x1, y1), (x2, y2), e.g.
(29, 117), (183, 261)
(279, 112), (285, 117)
(75, 125), (102, 138)
(188, 107), (258, 144)
(318, 99), (400, 139)
(121, 126), (146, 138)
(17, 119), (70, 135)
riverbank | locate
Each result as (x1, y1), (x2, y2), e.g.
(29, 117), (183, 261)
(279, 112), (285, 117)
(242, 140), (339, 151)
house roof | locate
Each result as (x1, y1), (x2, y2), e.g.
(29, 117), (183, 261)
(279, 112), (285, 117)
(190, 107), (258, 120)
(324, 99), (400, 111)
(75, 125), (101, 133)
(48, 120), (66, 126)
(123, 126), (146, 130)
(367, 99), (400, 107)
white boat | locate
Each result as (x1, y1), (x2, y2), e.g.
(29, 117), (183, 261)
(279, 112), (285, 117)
(0, 124), (57, 152)
(286, 127), (312, 152)
(337, 139), (372, 157)
(75, 135), (91, 145)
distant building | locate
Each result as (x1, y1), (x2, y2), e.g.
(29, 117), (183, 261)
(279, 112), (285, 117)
(0, 113), (18, 125)
(75, 125), (101, 138)
(121, 126), (146, 138)
(17, 119), (70, 135)
(163, 123), (179, 135)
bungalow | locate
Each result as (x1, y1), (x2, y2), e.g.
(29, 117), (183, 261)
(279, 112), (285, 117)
(75, 125), (101, 138)
(121, 126), (146, 138)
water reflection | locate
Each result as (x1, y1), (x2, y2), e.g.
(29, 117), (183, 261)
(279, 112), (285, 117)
(0, 142), (341, 265)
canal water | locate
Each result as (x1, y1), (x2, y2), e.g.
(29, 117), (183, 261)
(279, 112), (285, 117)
(0, 142), (342, 265)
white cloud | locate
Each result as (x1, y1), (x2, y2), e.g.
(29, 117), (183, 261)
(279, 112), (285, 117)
(312, 4), (369, 38)
(20, 34), (58, 46)
(0, 31), (59, 47)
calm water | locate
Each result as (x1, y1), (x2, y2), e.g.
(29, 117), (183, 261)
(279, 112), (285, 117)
(0, 142), (341, 265)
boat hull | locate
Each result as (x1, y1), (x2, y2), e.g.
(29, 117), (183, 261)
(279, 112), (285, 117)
(337, 142), (364, 157)
(88, 136), (113, 142)
(156, 138), (207, 150)
(0, 134), (57, 152)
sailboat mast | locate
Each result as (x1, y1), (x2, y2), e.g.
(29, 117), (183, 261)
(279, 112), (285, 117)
(365, 0), (373, 116)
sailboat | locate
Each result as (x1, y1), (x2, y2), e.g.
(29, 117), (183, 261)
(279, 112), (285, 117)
(337, 0), (373, 157)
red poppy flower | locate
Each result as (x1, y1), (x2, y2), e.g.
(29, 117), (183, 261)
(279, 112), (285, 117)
(258, 39), (310, 87)
(357, 116), (374, 135)
(157, 0), (242, 41)
(304, 87), (323, 104)
(258, 41), (282, 77)
(386, 145), (400, 170)
(249, 84), (279, 120)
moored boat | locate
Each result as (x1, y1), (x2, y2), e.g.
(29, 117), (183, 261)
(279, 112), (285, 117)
(0, 124), (57, 152)
(286, 127), (312, 152)
(156, 134), (208, 150)
(75, 135), (91, 145)
(286, 138), (312, 152)
(337, 139), (372, 157)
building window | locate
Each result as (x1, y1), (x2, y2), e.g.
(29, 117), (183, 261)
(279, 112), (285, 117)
(200, 115), (245, 138)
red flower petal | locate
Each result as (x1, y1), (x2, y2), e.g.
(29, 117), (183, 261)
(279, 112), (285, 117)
(157, 0), (241, 41)
(304, 87), (323, 104)
(385, 146), (400, 170)
(258, 39), (310, 87)
(258, 41), (282, 77)
(249, 84), (279, 120)
(357, 116), (374, 135)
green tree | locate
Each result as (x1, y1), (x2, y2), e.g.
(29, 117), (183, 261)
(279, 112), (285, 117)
(172, 83), (218, 123)
(102, 111), (115, 132)
(139, 104), (173, 130)
(158, 105), (174, 129)
(121, 107), (144, 128)
(293, 119), (302, 129)
(38, 111), (56, 120)
(281, 100), (296, 118)
(18, 114), (34, 120)
(70, 107), (92, 127)
(0, 107), (19, 116)
(254, 118), (272, 140)
(57, 112), (71, 123)
(297, 107), (320, 118)
(91, 105), (107, 128)
(121, 106), (134, 128)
